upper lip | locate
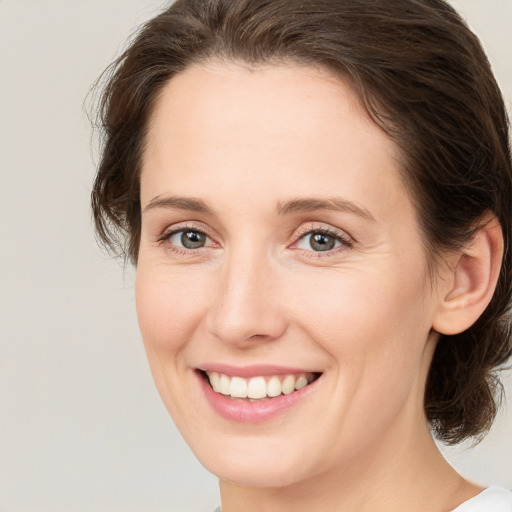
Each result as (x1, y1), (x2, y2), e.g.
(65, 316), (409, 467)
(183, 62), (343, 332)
(198, 363), (321, 378)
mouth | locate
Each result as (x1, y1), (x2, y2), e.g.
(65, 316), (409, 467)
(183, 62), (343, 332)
(199, 370), (321, 401)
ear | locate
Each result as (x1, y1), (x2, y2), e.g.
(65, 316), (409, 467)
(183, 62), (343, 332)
(432, 215), (504, 336)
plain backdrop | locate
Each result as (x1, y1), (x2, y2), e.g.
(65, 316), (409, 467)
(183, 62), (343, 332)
(0, 1), (511, 511)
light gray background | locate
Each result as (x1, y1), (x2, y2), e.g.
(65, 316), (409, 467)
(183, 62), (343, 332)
(0, 1), (511, 511)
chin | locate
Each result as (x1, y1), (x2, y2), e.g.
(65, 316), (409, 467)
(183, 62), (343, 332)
(205, 456), (310, 489)
(187, 430), (317, 488)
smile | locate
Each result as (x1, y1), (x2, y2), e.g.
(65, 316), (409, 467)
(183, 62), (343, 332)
(197, 366), (323, 423)
(204, 371), (319, 400)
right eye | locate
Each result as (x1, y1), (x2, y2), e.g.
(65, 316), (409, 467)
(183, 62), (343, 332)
(165, 229), (211, 250)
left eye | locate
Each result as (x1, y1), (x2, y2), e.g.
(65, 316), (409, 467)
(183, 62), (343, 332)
(296, 231), (343, 252)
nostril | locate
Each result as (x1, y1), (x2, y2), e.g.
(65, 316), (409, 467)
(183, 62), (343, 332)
(248, 333), (274, 341)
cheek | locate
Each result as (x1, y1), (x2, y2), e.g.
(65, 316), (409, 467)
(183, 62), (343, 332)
(134, 262), (212, 416)
(135, 263), (210, 352)
(294, 267), (428, 338)
(289, 267), (433, 448)
(134, 263), (212, 422)
(289, 264), (432, 390)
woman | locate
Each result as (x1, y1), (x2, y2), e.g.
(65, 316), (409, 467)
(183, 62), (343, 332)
(91, 0), (512, 510)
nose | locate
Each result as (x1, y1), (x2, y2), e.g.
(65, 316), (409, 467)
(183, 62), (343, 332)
(206, 250), (288, 346)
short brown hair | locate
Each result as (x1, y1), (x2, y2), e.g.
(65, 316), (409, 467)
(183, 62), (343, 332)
(91, 0), (512, 444)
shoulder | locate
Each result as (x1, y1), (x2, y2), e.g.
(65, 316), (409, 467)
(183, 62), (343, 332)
(452, 487), (512, 512)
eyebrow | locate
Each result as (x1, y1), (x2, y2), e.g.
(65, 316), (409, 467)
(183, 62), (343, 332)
(277, 197), (375, 220)
(143, 196), (213, 215)
(143, 194), (374, 221)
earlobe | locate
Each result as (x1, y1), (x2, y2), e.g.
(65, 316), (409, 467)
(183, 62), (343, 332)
(432, 216), (503, 336)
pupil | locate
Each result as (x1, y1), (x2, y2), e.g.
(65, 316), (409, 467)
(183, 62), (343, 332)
(181, 230), (205, 249)
(310, 233), (335, 251)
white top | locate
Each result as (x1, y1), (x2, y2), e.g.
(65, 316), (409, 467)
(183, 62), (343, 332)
(452, 487), (512, 511)
(212, 487), (512, 512)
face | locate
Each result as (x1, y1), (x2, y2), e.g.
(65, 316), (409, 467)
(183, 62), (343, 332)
(136, 62), (442, 488)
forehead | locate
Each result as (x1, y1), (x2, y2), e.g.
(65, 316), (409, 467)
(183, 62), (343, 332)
(144, 61), (387, 163)
(141, 61), (412, 225)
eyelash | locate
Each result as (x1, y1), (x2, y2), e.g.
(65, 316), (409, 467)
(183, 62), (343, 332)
(291, 226), (353, 257)
(157, 223), (216, 256)
(156, 223), (353, 257)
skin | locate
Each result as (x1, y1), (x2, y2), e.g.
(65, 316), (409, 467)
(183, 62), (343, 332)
(136, 62), (483, 511)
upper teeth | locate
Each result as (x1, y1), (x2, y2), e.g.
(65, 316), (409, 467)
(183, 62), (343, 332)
(205, 371), (315, 399)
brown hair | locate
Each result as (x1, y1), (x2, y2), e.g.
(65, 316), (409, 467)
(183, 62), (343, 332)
(91, 0), (512, 444)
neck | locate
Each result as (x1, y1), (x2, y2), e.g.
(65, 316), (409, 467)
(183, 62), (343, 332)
(219, 419), (481, 512)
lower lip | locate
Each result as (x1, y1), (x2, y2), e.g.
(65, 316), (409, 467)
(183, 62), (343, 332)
(197, 372), (319, 423)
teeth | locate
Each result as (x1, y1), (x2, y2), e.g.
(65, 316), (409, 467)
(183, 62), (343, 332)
(247, 376), (267, 399)
(209, 372), (220, 392)
(219, 373), (230, 395)
(281, 375), (295, 395)
(295, 375), (308, 390)
(267, 376), (282, 397)
(229, 377), (247, 398)
(205, 371), (316, 400)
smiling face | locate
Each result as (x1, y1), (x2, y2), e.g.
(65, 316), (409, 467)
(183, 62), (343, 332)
(136, 62), (443, 488)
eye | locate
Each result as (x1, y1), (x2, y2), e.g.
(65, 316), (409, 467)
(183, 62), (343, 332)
(164, 229), (211, 250)
(294, 228), (351, 253)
